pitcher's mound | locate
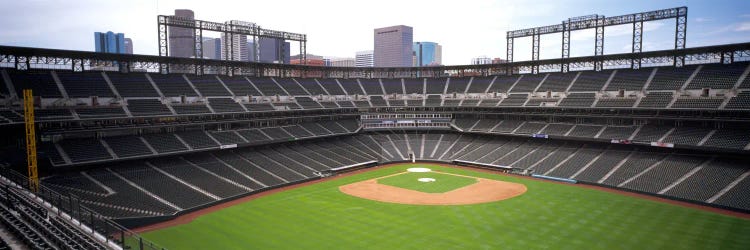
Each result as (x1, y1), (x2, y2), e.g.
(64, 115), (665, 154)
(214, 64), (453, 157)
(339, 173), (527, 205)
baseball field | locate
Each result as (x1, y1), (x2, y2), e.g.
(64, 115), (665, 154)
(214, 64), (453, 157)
(140, 163), (750, 249)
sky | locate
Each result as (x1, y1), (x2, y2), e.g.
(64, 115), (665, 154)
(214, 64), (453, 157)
(0, 0), (749, 65)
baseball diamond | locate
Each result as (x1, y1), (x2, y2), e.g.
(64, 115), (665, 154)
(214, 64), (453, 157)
(340, 169), (527, 205)
(137, 163), (750, 250)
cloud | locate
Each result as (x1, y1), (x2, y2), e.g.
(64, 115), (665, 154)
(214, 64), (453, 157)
(695, 17), (710, 23)
(735, 22), (750, 31)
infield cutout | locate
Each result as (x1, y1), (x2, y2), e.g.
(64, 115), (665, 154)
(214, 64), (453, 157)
(407, 167), (432, 173)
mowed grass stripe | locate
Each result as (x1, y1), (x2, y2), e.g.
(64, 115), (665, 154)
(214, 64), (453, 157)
(142, 164), (750, 250)
(377, 172), (477, 193)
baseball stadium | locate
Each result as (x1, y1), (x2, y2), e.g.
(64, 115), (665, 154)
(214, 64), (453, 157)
(0, 2), (749, 250)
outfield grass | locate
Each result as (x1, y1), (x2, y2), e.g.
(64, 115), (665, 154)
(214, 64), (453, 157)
(377, 171), (477, 193)
(143, 164), (750, 250)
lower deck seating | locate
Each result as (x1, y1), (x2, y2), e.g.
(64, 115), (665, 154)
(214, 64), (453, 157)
(0, 185), (109, 250)
(42, 132), (750, 220)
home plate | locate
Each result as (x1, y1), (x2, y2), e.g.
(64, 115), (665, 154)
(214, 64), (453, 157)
(418, 178), (436, 182)
(407, 168), (431, 173)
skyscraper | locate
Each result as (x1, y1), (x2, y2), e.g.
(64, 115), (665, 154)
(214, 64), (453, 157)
(168, 9), (195, 58)
(374, 25), (413, 67)
(356, 50), (374, 67)
(201, 37), (221, 60)
(94, 31), (126, 54)
(124, 38), (133, 54)
(413, 42), (442, 66)
(221, 33), (249, 61)
(258, 37), (290, 64)
(220, 20), (255, 62)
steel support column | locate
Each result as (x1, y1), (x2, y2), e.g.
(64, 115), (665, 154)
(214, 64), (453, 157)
(562, 21), (571, 73)
(532, 31), (540, 74)
(253, 33), (260, 62)
(194, 24), (203, 59)
(158, 16), (168, 57)
(674, 9), (688, 67)
(157, 16), (169, 74)
(506, 37), (514, 75)
(194, 24), (203, 75)
(632, 20), (643, 69)
(594, 17), (605, 71)
(506, 37), (513, 63)
(300, 40), (306, 65)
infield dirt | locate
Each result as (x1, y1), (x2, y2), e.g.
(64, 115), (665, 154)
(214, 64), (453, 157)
(339, 171), (527, 205)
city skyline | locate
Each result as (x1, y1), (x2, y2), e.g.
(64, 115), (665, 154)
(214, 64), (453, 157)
(1, 0), (749, 65)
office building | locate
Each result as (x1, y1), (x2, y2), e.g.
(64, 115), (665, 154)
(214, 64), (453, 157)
(221, 33), (249, 61)
(259, 37), (290, 64)
(327, 57), (356, 67)
(471, 56), (493, 65)
(355, 50), (374, 67)
(168, 9), (195, 58)
(374, 25), (413, 67)
(200, 37), (221, 60)
(94, 31), (126, 54)
(413, 42), (442, 66)
(124, 38), (133, 54)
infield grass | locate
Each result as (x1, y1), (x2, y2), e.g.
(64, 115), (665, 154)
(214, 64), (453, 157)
(142, 164), (750, 250)
(377, 171), (477, 193)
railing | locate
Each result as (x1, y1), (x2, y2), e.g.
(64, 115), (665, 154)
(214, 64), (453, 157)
(0, 166), (166, 250)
